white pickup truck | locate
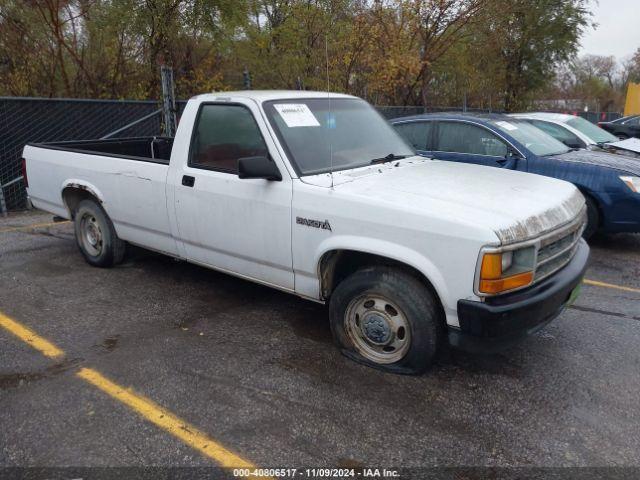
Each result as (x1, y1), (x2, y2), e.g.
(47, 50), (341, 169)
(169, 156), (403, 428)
(23, 91), (589, 374)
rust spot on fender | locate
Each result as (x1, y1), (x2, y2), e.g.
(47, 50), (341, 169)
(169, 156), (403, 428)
(64, 183), (103, 203)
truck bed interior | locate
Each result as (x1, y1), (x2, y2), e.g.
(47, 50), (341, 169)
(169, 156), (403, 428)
(32, 137), (174, 164)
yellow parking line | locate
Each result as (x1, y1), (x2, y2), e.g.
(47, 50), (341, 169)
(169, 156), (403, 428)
(584, 279), (640, 294)
(0, 220), (70, 234)
(77, 368), (256, 468)
(0, 311), (64, 358)
(0, 309), (259, 470)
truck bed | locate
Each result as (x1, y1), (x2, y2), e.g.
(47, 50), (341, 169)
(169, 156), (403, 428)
(29, 137), (174, 164)
(24, 136), (176, 256)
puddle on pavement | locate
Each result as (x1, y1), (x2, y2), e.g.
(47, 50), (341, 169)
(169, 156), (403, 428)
(100, 335), (120, 352)
(92, 335), (120, 352)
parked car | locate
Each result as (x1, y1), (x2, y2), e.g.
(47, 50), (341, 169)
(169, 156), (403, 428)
(598, 115), (640, 139)
(509, 112), (618, 149)
(23, 92), (589, 374)
(391, 113), (640, 238)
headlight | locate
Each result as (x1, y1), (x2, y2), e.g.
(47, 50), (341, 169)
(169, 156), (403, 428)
(620, 176), (640, 193)
(478, 246), (536, 295)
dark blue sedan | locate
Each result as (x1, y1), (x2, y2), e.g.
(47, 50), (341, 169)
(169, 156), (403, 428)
(391, 113), (640, 238)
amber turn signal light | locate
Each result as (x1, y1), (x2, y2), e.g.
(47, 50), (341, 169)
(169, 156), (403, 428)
(479, 252), (534, 294)
(480, 253), (503, 280)
(479, 271), (534, 294)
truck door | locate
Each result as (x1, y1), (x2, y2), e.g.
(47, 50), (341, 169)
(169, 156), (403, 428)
(170, 100), (294, 290)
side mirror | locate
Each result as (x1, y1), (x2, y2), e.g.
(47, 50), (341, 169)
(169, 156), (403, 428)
(507, 148), (524, 160)
(238, 156), (282, 181)
(498, 148), (523, 169)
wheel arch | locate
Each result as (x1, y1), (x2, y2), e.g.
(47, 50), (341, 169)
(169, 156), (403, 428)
(61, 180), (105, 218)
(576, 187), (603, 228)
(316, 242), (449, 320)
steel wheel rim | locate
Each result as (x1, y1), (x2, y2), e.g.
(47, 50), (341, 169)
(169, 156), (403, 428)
(344, 294), (411, 364)
(80, 213), (103, 257)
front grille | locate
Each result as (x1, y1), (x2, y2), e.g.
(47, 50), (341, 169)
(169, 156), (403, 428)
(534, 211), (585, 283)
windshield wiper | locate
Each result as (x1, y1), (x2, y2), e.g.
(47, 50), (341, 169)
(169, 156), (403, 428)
(370, 153), (409, 165)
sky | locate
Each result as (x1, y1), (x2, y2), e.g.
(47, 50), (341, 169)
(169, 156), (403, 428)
(579, 0), (640, 60)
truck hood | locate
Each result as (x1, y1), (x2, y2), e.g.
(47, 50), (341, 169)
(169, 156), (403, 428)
(303, 158), (584, 245)
(554, 149), (640, 176)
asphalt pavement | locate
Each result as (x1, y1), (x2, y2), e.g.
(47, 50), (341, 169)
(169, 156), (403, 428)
(1, 210), (639, 473)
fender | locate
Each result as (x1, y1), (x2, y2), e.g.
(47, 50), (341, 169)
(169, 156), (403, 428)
(61, 179), (104, 202)
(314, 234), (451, 313)
(60, 179), (106, 214)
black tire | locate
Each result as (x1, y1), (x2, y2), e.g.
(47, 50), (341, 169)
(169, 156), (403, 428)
(582, 195), (600, 240)
(329, 266), (443, 375)
(617, 134), (629, 140)
(74, 199), (125, 267)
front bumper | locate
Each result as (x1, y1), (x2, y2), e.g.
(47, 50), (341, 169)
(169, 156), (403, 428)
(449, 239), (590, 353)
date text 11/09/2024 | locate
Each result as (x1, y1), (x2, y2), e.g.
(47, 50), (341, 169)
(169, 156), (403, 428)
(233, 468), (400, 478)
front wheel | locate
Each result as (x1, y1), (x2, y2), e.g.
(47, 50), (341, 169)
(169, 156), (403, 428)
(583, 195), (600, 240)
(329, 266), (443, 375)
(74, 199), (125, 267)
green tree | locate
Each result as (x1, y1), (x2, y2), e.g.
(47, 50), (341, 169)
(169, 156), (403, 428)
(479, 0), (591, 111)
(0, 0), (598, 109)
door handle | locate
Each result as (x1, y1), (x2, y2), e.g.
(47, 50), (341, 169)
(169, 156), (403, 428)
(182, 175), (195, 187)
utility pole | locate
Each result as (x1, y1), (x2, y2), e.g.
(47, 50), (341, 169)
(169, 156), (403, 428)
(160, 65), (177, 137)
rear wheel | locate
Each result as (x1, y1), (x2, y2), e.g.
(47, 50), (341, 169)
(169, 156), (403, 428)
(74, 199), (125, 267)
(329, 266), (443, 375)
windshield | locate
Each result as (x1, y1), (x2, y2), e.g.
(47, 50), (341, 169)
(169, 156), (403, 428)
(566, 116), (617, 143)
(492, 119), (569, 156)
(264, 98), (415, 175)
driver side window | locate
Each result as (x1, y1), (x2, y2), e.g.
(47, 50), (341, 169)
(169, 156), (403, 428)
(190, 104), (268, 174)
(436, 122), (508, 156)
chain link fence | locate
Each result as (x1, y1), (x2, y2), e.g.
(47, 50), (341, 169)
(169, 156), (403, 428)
(0, 97), (170, 212)
(0, 96), (623, 213)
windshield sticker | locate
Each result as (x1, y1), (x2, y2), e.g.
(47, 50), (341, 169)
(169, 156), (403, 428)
(495, 121), (518, 131)
(274, 104), (321, 128)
